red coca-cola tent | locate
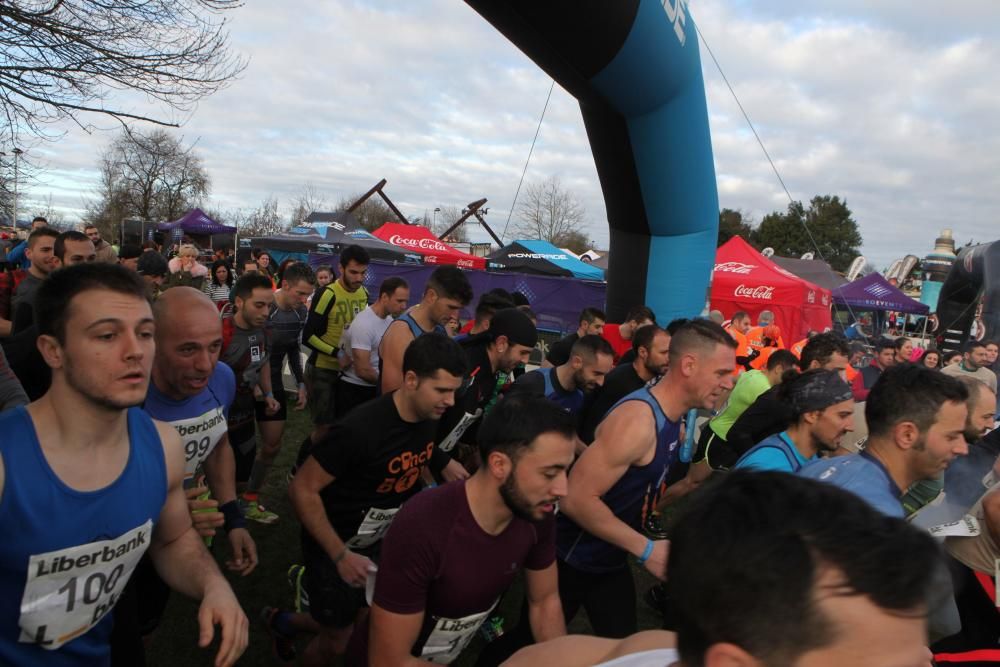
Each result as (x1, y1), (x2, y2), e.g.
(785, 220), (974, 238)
(711, 236), (832, 341)
(371, 222), (486, 270)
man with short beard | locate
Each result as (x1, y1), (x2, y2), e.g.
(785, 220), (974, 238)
(356, 395), (575, 666)
(84, 223), (119, 263)
(506, 334), (614, 436)
(942, 340), (997, 393)
(578, 324), (671, 445)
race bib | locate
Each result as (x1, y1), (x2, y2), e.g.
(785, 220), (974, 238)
(18, 520), (153, 650)
(439, 410), (482, 453)
(346, 507), (400, 550)
(421, 604), (495, 664)
(250, 345), (262, 363)
(169, 406), (228, 476)
(928, 516), (981, 538)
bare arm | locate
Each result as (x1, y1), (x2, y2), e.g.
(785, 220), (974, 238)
(525, 562), (565, 643)
(559, 402), (659, 560)
(0, 317), (11, 338)
(369, 604), (431, 667)
(203, 434), (237, 505)
(148, 422), (248, 667)
(351, 347), (379, 385)
(379, 322), (412, 394)
(258, 359), (273, 395)
(503, 631), (676, 667)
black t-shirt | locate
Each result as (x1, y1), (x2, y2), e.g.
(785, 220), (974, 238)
(435, 342), (496, 460)
(308, 393), (437, 554)
(545, 333), (579, 366)
(725, 385), (796, 457)
(578, 362), (645, 444)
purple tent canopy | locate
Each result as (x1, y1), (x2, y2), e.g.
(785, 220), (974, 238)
(158, 208), (236, 235)
(831, 273), (929, 314)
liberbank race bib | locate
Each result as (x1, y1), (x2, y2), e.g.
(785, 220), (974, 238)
(346, 507), (400, 550)
(171, 406), (228, 476)
(19, 520), (153, 649)
(438, 409), (482, 453)
(421, 603), (496, 664)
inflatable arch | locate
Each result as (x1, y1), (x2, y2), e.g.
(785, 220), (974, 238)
(466, 0), (719, 323)
(935, 241), (1000, 352)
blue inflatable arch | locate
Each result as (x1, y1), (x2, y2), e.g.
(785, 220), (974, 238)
(467, 0), (719, 323)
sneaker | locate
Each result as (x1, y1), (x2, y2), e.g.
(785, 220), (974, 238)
(240, 494), (279, 524)
(260, 606), (296, 664)
(286, 564), (309, 613)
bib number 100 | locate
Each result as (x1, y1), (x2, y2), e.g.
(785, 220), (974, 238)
(58, 565), (125, 616)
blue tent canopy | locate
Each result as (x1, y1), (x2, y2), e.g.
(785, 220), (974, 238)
(488, 240), (605, 281)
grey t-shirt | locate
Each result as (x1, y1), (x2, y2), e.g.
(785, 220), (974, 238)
(941, 362), (998, 393)
(341, 305), (392, 387)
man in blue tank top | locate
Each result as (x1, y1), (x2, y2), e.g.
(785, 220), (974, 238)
(506, 334), (615, 443)
(734, 369), (854, 473)
(0, 263), (247, 667)
(378, 266), (472, 394)
(556, 320), (736, 637)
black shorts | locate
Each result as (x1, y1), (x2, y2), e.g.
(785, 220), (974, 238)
(228, 390), (258, 482)
(255, 388), (289, 422)
(692, 426), (739, 471)
(303, 543), (368, 629)
(306, 363), (340, 425)
(335, 378), (377, 418)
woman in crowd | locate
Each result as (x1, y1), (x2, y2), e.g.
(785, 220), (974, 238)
(921, 348), (941, 369)
(166, 243), (209, 290)
(204, 259), (234, 304)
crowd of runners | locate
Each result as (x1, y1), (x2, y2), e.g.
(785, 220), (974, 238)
(1, 221), (1000, 666)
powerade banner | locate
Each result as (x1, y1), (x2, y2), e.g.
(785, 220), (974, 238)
(488, 240), (605, 281)
(307, 252), (605, 338)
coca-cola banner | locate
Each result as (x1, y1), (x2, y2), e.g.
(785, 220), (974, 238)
(711, 236), (832, 341)
(308, 253), (606, 336)
(372, 222), (487, 270)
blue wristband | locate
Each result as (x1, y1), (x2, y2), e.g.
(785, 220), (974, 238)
(638, 539), (654, 564)
(220, 500), (246, 533)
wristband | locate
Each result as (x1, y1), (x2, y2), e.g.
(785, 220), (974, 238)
(264, 391), (274, 399)
(332, 546), (350, 564)
(297, 382), (306, 390)
(219, 500), (246, 532)
(638, 539), (654, 564)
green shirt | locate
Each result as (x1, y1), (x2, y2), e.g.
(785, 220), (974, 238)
(709, 369), (771, 440)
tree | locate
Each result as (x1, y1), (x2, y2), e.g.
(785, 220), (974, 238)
(552, 229), (595, 255)
(751, 195), (862, 272)
(232, 196), (287, 238)
(87, 129), (210, 241)
(514, 176), (587, 244)
(718, 208), (754, 246)
(289, 184), (328, 227)
(433, 205), (468, 244)
(0, 0), (246, 143)
(336, 194), (398, 232)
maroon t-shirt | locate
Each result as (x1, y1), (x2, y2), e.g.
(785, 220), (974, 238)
(347, 480), (555, 665)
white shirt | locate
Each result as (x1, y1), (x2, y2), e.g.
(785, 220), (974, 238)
(341, 305), (392, 387)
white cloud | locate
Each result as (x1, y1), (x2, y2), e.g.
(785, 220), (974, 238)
(15, 0), (1000, 270)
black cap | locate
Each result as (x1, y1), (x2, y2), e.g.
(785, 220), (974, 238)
(488, 307), (537, 348)
(119, 243), (142, 260)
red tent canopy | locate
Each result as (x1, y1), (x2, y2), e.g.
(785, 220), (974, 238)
(372, 222), (486, 269)
(711, 236), (832, 341)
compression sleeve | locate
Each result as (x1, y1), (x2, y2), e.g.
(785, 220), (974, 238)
(303, 288), (335, 357)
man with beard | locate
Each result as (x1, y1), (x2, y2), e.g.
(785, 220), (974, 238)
(111, 287), (257, 665)
(733, 369), (854, 473)
(355, 395), (575, 666)
(379, 266), (473, 394)
(542, 307), (606, 368)
(11, 226), (59, 333)
(506, 335), (614, 436)
(0, 264), (246, 666)
(433, 308), (538, 476)
(84, 223), (119, 263)
(942, 340), (997, 394)
(263, 334), (467, 665)
(578, 325), (671, 445)
(220, 273), (281, 523)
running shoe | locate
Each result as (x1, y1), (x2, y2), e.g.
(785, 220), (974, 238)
(240, 494), (279, 524)
(260, 606), (296, 664)
(286, 564), (309, 613)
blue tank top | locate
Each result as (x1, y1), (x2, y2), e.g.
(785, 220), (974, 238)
(556, 386), (680, 572)
(0, 406), (167, 666)
(734, 431), (810, 473)
(398, 311), (445, 338)
(539, 367), (585, 414)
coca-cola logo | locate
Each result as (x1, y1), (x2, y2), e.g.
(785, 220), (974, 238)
(734, 284), (775, 300)
(456, 259), (475, 268)
(388, 234), (452, 253)
(807, 290), (815, 304)
(714, 261), (756, 275)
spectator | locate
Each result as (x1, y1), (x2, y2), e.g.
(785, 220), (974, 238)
(83, 223), (119, 263)
(204, 259), (234, 304)
(941, 340), (997, 393)
(851, 337), (896, 401)
(166, 243), (209, 291)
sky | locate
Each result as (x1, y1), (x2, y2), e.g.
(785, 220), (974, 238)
(15, 0), (1000, 270)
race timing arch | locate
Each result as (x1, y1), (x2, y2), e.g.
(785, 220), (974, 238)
(466, 0), (719, 323)
(934, 241), (1000, 353)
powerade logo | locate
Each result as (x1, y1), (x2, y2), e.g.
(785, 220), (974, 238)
(662, 0), (688, 46)
(508, 253), (569, 260)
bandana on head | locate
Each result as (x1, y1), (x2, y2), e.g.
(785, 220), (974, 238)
(788, 369), (853, 415)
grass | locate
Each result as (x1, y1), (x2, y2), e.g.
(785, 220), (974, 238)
(148, 406), (665, 666)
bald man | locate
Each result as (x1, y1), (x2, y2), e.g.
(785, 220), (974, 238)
(112, 288), (257, 663)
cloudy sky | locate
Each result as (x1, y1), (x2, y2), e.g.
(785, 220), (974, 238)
(18, 0), (1000, 269)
